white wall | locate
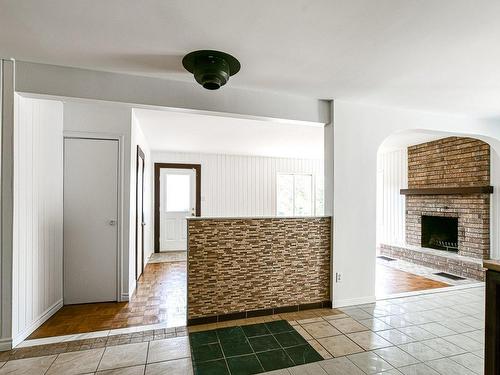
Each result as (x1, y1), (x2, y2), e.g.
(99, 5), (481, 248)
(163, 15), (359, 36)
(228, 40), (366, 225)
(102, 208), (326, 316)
(333, 100), (500, 307)
(376, 148), (407, 247)
(12, 95), (63, 345)
(63, 101), (133, 300)
(129, 113), (152, 291)
(152, 151), (324, 218)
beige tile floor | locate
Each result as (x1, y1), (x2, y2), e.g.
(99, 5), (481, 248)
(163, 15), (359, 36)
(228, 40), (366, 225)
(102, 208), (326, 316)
(0, 285), (485, 374)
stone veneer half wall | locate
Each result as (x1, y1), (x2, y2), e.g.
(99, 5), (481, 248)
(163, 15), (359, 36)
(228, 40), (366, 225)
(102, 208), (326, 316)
(187, 217), (331, 323)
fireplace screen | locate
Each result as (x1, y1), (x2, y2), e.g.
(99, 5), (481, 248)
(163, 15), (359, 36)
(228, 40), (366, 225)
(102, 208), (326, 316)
(421, 215), (458, 252)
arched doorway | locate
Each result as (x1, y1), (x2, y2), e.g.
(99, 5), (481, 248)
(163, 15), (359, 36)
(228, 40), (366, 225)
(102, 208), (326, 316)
(375, 130), (500, 298)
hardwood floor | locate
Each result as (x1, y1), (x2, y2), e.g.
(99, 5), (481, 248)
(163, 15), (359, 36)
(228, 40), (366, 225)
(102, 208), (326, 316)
(376, 263), (450, 297)
(29, 257), (187, 339)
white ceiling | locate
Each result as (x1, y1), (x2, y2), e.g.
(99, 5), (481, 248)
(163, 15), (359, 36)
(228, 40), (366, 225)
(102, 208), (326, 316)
(133, 109), (324, 159)
(2, 1), (500, 117)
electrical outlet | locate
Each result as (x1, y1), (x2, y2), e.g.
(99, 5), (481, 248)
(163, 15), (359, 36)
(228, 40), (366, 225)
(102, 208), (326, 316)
(335, 272), (342, 283)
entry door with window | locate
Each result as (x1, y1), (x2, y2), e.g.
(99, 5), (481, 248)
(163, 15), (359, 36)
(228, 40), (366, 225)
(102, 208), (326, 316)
(160, 168), (196, 251)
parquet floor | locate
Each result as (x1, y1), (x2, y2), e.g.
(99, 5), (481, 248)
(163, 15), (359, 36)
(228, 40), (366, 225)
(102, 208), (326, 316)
(29, 256), (187, 339)
(376, 263), (449, 297)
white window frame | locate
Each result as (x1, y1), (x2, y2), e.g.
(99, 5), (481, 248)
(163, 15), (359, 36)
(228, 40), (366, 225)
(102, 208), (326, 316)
(276, 172), (316, 216)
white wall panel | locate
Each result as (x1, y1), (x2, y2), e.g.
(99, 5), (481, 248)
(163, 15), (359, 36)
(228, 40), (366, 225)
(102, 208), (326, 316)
(12, 95), (63, 345)
(376, 148), (407, 247)
(152, 151), (324, 219)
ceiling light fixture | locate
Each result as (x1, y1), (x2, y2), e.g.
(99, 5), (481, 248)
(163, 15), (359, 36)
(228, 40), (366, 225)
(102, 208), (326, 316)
(182, 50), (241, 90)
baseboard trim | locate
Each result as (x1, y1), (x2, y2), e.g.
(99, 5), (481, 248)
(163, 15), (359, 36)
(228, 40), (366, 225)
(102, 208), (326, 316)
(12, 299), (63, 348)
(188, 300), (332, 326)
(334, 295), (376, 308)
(0, 338), (13, 352)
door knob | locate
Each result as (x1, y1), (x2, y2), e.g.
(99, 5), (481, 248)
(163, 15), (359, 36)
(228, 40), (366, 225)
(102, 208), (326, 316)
(109, 220), (117, 226)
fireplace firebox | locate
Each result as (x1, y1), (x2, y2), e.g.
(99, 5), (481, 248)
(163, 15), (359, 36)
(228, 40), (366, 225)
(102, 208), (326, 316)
(421, 215), (458, 252)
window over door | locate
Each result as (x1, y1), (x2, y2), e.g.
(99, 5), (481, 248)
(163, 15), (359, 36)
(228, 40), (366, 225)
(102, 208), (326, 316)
(277, 173), (315, 216)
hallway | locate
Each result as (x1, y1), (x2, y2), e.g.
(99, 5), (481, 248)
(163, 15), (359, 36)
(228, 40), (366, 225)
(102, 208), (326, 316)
(29, 254), (187, 339)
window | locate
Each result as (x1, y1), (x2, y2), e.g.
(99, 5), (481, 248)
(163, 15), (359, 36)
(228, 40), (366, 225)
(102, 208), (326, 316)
(277, 173), (313, 216)
(165, 174), (190, 212)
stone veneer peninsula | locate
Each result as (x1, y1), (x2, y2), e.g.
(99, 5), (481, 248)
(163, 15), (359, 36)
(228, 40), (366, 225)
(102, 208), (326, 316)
(186, 216), (332, 324)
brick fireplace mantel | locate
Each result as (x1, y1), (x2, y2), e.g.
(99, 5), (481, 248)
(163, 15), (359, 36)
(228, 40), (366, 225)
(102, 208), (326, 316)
(400, 186), (493, 195)
(381, 136), (491, 281)
(404, 137), (491, 260)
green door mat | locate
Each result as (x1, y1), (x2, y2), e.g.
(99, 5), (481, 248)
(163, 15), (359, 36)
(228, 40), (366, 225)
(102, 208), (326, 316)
(189, 320), (323, 375)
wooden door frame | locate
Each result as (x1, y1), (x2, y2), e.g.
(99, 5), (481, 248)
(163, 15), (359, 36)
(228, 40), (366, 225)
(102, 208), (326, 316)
(135, 146), (145, 280)
(154, 163), (201, 253)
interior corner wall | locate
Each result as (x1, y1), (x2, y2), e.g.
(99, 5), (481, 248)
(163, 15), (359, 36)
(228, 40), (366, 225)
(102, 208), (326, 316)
(63, 101), (133, 301)
(12, 95), (64, 345)
(376, 148), (407, 247)
(129, 113), (152, 290)
(332, 101), (500, 307)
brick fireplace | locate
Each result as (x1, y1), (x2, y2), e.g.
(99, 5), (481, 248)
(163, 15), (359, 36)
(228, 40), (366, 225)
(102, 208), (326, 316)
(380, 136), (492, 280)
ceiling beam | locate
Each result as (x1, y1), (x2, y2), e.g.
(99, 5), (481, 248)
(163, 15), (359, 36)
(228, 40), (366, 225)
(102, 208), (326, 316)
(14, 61), (324, 124)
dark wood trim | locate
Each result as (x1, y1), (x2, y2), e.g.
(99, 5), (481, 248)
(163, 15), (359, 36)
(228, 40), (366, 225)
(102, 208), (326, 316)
(246, 308), (274, 318)
(135, 146), (145, 280)
(298, 302), (323, 311)
(154, 163), (201, 253)
(218, 311), (247, 322)
(485, 269), (500, 374)
(187, 300), (332, 326)
(400, 186), (493, 196)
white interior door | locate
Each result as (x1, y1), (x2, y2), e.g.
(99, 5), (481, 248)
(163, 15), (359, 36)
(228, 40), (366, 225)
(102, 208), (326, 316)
(160, 168), (195, 251)
(136, 153), (144, 279)
(64, 138), (119, 304)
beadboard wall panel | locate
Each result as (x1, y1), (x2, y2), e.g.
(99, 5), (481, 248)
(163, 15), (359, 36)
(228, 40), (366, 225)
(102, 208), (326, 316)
(12, 96), (64, 345)
(152, 151), (324, 218)
(377, 148), (407, 246)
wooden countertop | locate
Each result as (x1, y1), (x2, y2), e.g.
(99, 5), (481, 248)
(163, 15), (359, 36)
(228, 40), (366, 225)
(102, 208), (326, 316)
(483, 260), (500, 272)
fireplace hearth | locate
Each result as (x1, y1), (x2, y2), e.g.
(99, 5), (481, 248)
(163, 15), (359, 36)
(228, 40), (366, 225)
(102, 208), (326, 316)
(421, 215), (458, 252)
